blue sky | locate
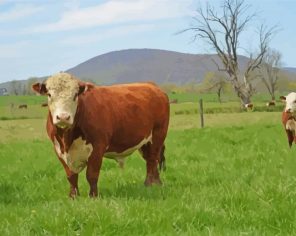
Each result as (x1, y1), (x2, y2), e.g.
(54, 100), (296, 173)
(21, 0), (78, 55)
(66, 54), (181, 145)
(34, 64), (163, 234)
(0, 0), (295, 83)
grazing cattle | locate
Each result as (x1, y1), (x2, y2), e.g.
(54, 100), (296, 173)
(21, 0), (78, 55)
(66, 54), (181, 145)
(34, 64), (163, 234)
(244, 103), (253, 110)
(280, 93), (296, 147)
(18, 104), (27, 109)
(170, 99), (178, 104)
(266, 101), (276, 107)
(41, 102), (48, 107)
(32, 73), (170, 198)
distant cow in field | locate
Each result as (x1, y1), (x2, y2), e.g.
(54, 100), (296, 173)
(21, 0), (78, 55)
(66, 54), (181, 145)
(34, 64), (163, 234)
(280, 93), (296, 147)
(18, 104), (27, 109)
(266, 101), (276, 107)
(244, 103), (253, 110)
(41, 102), (48, 107)
(32, 72), (170, 198)
(170, 99), (178, 104)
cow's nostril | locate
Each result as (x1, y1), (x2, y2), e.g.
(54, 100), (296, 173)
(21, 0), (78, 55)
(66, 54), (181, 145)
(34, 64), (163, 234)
(56, 114), (70, 122)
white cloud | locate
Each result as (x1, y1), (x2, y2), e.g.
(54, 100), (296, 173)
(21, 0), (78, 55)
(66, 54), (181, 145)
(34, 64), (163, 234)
(0, 4), (43, 22)
(61, 23), (156, 45)
(30, 0), (193, 33)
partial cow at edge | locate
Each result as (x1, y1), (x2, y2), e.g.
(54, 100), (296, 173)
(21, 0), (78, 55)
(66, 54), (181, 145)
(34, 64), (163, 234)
(280, 93), (296, 147)
(32, 72), (170, 198)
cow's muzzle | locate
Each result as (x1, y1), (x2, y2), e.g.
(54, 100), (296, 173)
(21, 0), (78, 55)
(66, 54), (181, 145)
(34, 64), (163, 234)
(55, 113), (72, 129)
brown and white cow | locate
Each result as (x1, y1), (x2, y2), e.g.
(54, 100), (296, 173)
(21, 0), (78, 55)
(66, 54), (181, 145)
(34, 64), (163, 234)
(244, 103), (254, 110)
(266, 101), (276, 107)
(18, 104), (28, 109)
(32, 72), (170, 198)
(281, 93), (296, 147)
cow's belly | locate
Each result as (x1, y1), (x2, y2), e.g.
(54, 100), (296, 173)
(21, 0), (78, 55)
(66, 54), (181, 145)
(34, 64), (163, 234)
(54, 132), (152, 172)
(104, 132), (152, 160)
(54, 137), (93, 173)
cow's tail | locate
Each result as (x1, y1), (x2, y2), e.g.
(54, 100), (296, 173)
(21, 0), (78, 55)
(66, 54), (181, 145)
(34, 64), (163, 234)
(159, 145), (166, 171)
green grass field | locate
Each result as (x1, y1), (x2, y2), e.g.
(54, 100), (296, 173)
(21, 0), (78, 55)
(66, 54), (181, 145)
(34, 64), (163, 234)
(1, 95), (295, 235)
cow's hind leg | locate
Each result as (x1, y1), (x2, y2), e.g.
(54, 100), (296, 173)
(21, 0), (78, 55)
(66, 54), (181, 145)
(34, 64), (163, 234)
(140, 128), (166, 186)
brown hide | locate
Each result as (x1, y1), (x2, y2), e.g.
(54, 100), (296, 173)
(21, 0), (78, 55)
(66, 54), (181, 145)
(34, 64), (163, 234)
(46, 82), (170, 197)
(48, 83), (169, 153)
(18, 104), (27, 109)
(266, 101), (275, 107)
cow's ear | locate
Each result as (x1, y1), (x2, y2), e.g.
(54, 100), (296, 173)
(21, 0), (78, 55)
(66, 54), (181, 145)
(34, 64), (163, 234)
(32, 83), (47, 95)
(78, 82), (94, 95)
(280, 96), (286, 102)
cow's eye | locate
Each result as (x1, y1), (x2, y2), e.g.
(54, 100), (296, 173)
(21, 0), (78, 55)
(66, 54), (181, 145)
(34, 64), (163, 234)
(294, 100), (296, 103)
(47, 93), (51, 98)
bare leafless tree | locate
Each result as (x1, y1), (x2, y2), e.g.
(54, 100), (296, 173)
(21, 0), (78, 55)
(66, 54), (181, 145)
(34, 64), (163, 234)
(182, 0), (274, 106)
(260, 48), (281, 102)
(202, 72), (227, 103)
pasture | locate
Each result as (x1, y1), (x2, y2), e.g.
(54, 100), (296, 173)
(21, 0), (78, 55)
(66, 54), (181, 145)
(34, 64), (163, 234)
(1, 94), (296, 235)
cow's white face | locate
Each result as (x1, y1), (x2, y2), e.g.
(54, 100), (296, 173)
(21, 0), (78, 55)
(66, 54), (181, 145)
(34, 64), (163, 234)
(32, 73), (93, 129)
(281, 92), (296, 113)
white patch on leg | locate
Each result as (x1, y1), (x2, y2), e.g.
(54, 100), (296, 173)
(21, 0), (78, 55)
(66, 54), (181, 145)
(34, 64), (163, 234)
(54, 137), (93, 173)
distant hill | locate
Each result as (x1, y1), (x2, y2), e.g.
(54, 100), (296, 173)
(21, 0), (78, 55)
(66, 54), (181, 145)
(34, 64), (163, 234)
(66, 49), (250, 85)
(1, 49), (295, 94)
(283, 67), (296, 74)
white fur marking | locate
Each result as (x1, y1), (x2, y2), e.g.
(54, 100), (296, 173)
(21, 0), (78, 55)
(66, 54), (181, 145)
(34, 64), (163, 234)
(284, 92), (296, 113)
(104, 132), (152, 160)
(54, 137), (93, 173)
(286, 120), (296, 132)
(46, 73), (79, 125)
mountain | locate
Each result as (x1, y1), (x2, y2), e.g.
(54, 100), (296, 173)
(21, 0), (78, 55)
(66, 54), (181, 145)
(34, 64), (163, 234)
(283, 67), (296, 74)
(1, 49), (296, 95)
(66, 49), (249, 85)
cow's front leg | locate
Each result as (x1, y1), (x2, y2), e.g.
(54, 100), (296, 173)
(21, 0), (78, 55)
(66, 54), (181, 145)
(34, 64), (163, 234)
(86, 146), (104, 198)
(58, 157), (79, 198)
(67, 173), (79, 198)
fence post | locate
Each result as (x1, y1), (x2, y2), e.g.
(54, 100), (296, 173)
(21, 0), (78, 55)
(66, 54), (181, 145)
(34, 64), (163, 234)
(199, 99), (204, 128)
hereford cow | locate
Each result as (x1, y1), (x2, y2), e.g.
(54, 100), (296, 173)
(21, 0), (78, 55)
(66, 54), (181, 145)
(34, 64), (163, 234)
(281, 93), (296, 147)
(244, 103), (253, 110)
(18, 104), (27, 109)
(32, 73), (169, 198)
(170, 99), (178, 104)
(266, 101), (276, 107)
